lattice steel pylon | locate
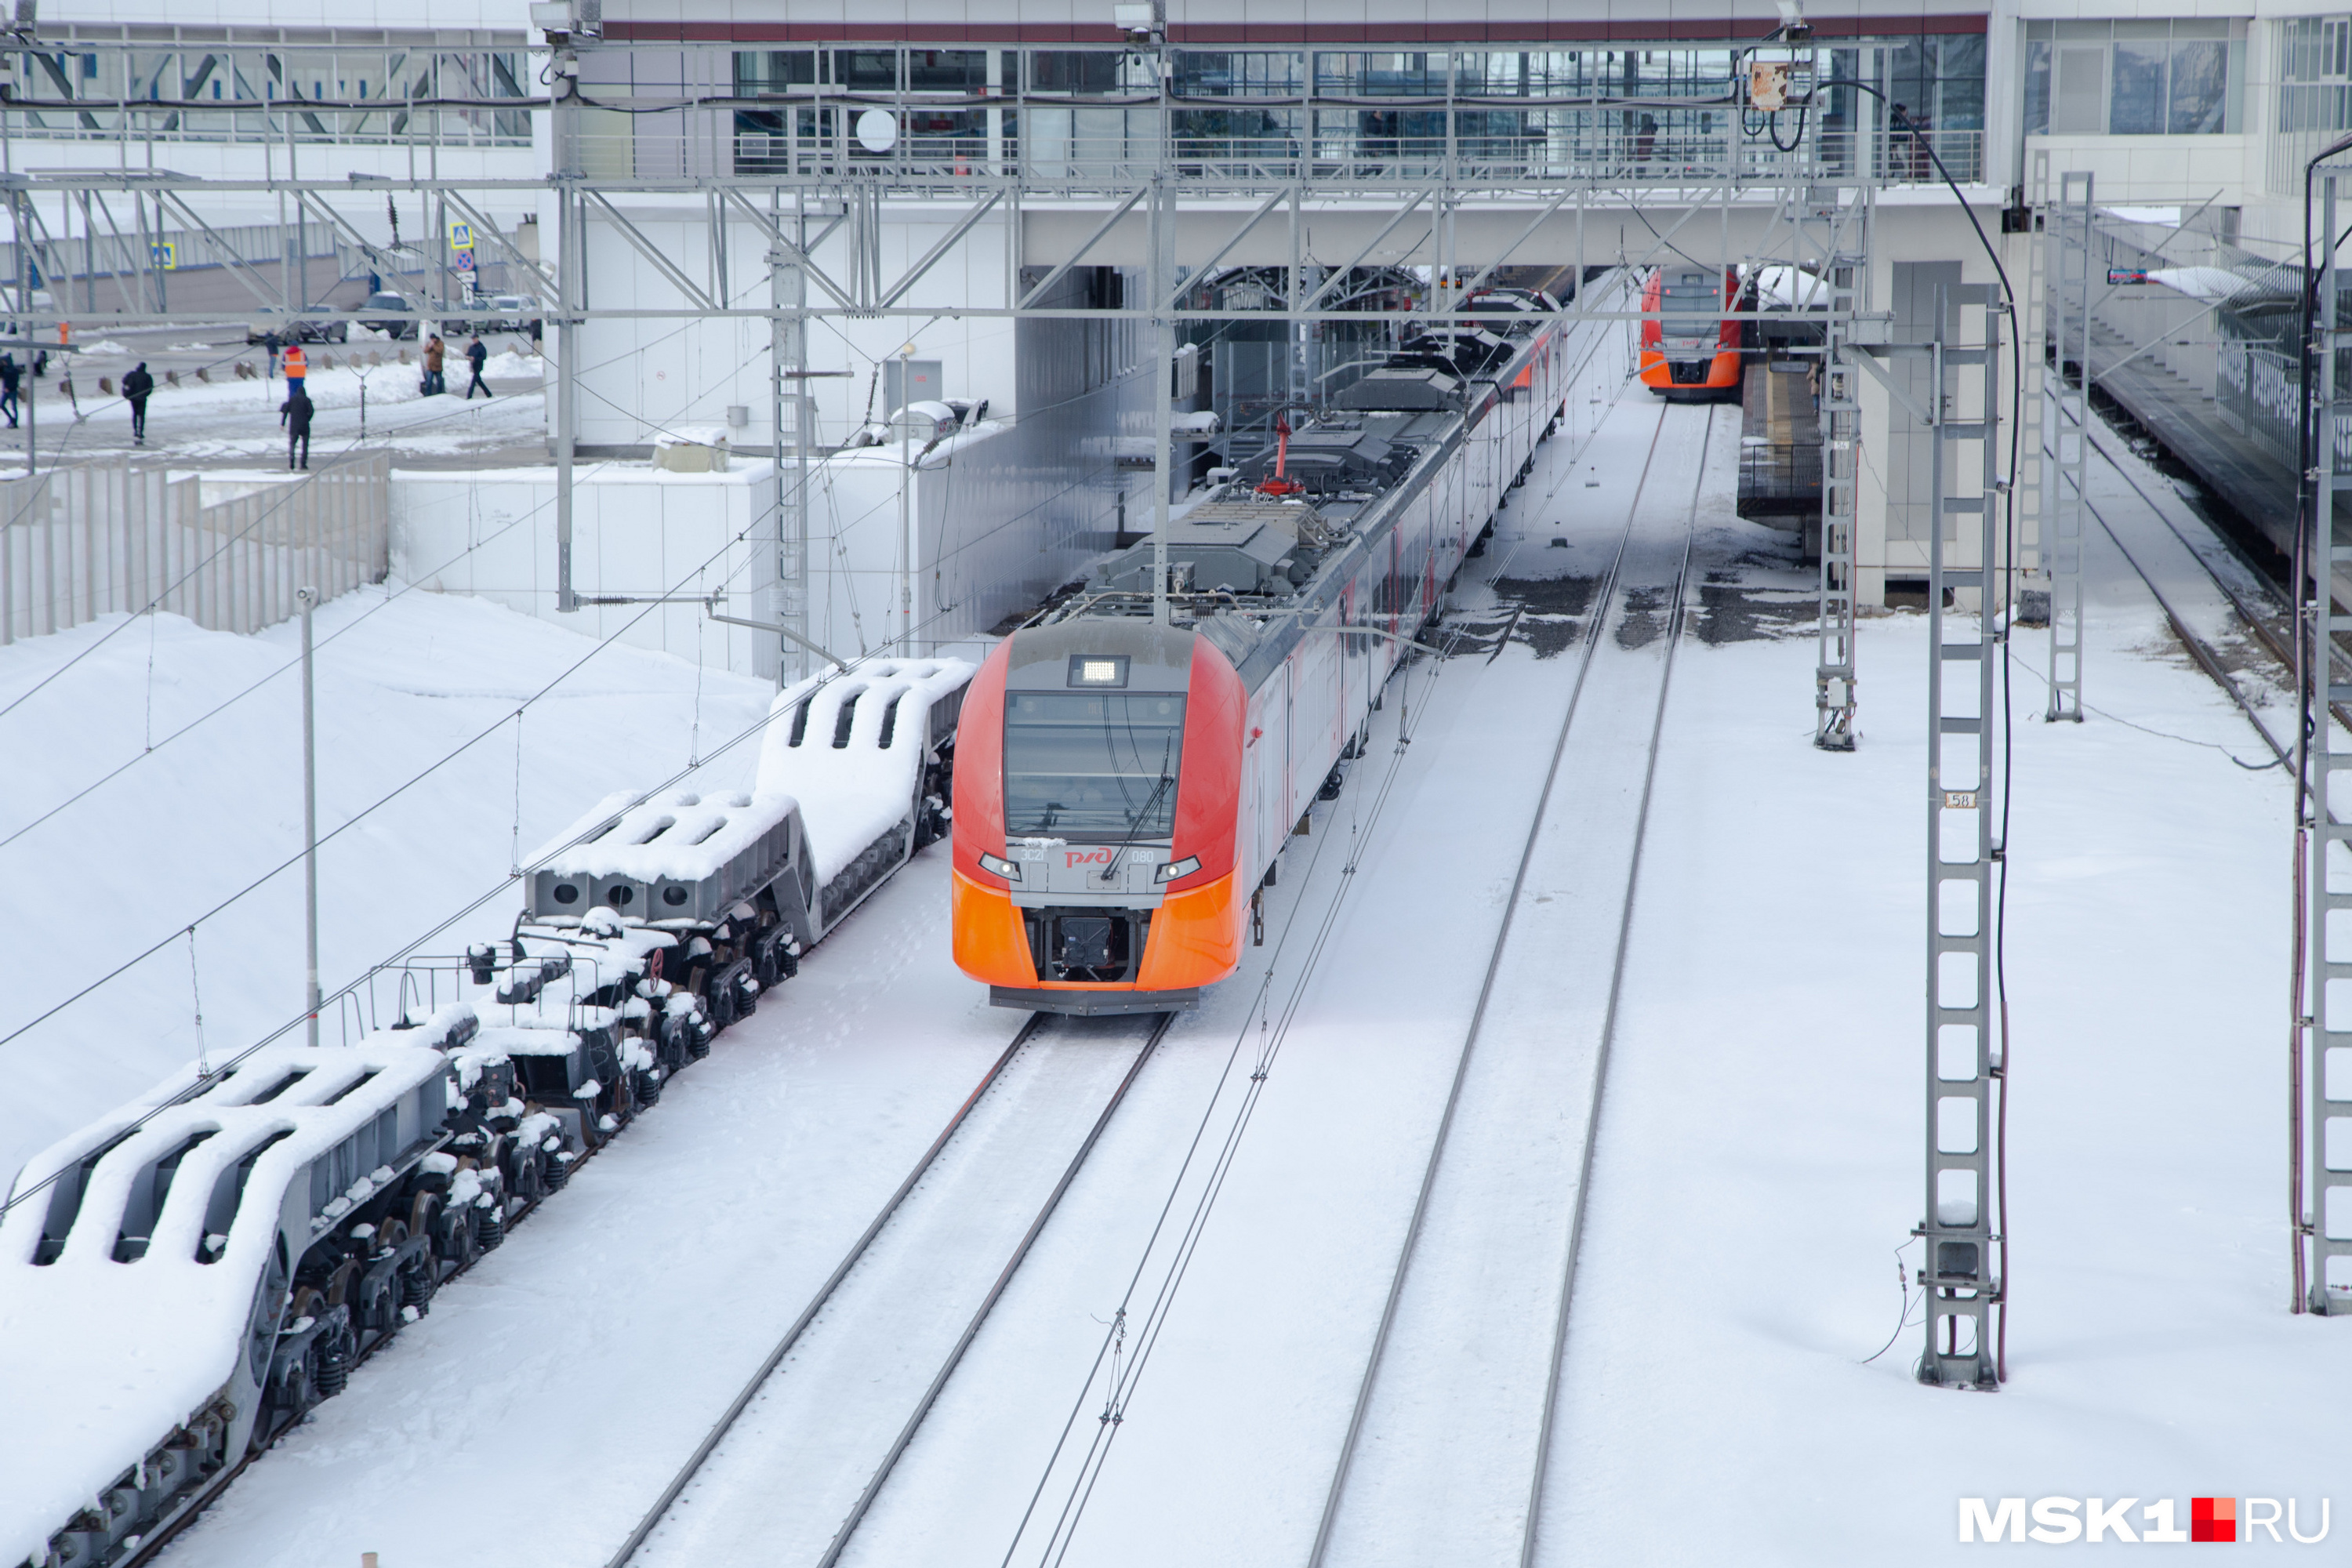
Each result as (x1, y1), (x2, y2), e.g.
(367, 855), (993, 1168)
(2044, 171), (2093, 722)
(1813, 193), (1868, 750)
(2015, 152), (2050, 624)
(770, 193), (812, 682)
(1917, 281), (2005, 1388)
(2299, 176), (2352, 1313)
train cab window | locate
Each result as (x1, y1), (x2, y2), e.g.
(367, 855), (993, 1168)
(1004, 693), (1185, 840)
(1657, 269), (1723, 345)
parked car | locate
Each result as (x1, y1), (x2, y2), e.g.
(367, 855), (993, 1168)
(246, 307), (350, 346)
(358, 292), (422, 339)
(0, 285), (58, 337)
(455, 294), (542, 336)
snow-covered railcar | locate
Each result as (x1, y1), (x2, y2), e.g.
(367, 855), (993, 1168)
(1, 659), (975, 1568)
(951, 295), (1610, 1012)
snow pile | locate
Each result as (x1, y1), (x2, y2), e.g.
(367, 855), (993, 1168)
(0, 1042), (450, 1568)
(754, 658), (974, 884)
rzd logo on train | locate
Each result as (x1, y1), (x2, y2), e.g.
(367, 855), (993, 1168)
(1064, 848), (1118, 869)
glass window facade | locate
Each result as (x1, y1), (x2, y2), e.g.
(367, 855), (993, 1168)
(5, 45), (533, 146)
(735, 38), (1989, 184)
(2280, 16), (2352, 134)
(2023, 20), (2244, 136)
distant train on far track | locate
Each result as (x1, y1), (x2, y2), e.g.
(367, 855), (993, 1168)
(951, 288), (1617, 1013)
(1638, 263), (1750, 401)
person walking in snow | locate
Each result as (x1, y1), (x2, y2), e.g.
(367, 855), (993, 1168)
(281, 385), (314, 470)
(422, 333), (446, 396)
(122, 361), (154, 445)
(281, 340), (307, 398)
(1, 353), (21, 429)
(463, 335), (492, 400)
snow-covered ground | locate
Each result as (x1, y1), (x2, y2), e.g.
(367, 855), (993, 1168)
(4, 358), (2342, 1566)
(0, 584), (771, 1183)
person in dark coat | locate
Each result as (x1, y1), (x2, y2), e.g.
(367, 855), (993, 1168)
(122, 361), (154, 445)
(281, 386), (314, 470)
(0, 353), (20, 429)
(463, 335), (492, 399)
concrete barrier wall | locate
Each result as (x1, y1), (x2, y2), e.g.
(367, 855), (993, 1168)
(390, 462), (781, 681)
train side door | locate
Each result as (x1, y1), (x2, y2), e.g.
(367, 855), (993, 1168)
(1250, 670), (1291, 875)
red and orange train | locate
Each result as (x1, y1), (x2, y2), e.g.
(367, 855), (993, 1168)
(953, 292), (1608, 1012)
(1637, 263), (1750, 401)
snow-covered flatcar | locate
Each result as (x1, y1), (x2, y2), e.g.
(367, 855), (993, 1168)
(0, 659), (975, 1568)
(951, 296), (1613, 1011)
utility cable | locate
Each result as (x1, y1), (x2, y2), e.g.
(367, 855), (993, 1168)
(999, 393), (1627, 1568)
(0, 641), (800, 1221)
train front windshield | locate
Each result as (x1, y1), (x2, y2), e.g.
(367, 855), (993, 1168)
(1657, 270), (1721, 351)
(1004, 693), (1186, 841)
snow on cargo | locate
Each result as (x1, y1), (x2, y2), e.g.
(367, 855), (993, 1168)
(0, 1042), (452, 1568)
(756, 658), (973, 891)
(530, 790), (800, 926)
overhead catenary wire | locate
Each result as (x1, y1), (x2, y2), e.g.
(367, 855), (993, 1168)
(0, 311), (767, 848)
(1000, 395), (1653, 1568)
(1312, 401), (1687, 1568)
(0, 405), (811, 1069)
(1, 413), (999, 1223)
(0, 634), (798, 1221)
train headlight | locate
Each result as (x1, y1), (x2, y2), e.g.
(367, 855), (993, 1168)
(1153, 855), (1201, 884)
(978, 851), (1022, 883)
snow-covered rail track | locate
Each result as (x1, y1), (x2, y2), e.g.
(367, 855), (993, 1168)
(609, 1008), (1174, 1568)
(1309, 401), (1717, 1567)
(2068, 430), (2295, 764)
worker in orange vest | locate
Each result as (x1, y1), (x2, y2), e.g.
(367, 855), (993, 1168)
(282, 342), (307, 397)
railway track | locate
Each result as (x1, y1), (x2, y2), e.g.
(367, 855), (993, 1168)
(2072, 422), (2352, 762)
(1308, 401), (1715, 1565)
(608, 1008), (1172, 1568)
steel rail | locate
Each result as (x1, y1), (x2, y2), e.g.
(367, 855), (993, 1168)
(813, 1011), (1176, 1568)
(1519, 403), (1714, 1567)
(606, 1009), (1171, 1568)
(1305, 396), (1685, 1568)
(2069, 474), (2291, 765)
(601, 1011), (1051, 1568)
(2082, 423), (2352, 739)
